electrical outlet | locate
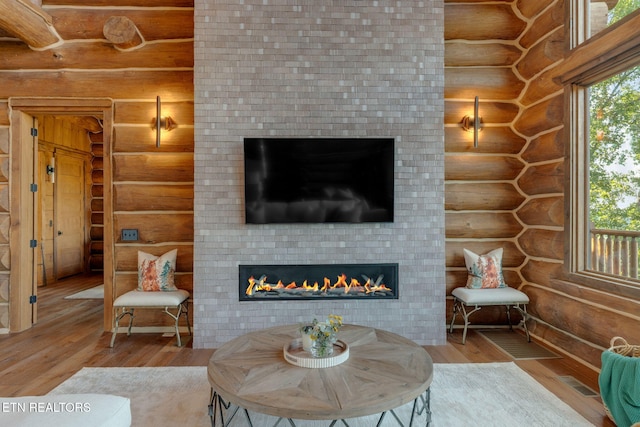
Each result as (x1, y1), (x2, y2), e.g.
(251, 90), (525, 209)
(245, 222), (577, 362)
(121, 229), (138, 241)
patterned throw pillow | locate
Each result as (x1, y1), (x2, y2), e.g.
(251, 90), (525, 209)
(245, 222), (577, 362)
(464, 248), (507, 289)
(137, 249), (178, 291)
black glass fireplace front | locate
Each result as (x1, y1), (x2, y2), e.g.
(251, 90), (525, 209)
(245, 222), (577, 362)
(239, 263), (399, 301)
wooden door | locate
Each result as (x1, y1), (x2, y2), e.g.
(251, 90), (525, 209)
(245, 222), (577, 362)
(54, 151), (86, 279)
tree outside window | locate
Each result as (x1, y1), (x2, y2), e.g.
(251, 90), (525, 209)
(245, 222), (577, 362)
(587, 0), (640, 280)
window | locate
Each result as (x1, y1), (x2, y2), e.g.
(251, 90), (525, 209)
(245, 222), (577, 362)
(587, 66), (640, 281)
(565, 2), (640, 290)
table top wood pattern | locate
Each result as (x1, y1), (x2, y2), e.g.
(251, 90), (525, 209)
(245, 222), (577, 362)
(207, 324), (433, 420)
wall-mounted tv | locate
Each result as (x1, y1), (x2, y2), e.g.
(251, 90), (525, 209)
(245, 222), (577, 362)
(244, 138), (394, 224)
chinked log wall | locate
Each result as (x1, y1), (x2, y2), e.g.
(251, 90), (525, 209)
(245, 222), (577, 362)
(0, 0), (195, 331)
(446, 0), (640, 370)
(445, 0), (529, 325)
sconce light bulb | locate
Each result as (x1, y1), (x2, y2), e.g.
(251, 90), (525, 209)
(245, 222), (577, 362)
(151, 116), (176, 131)
(460, 116), (483, 132)
(161, 116), (177, 131)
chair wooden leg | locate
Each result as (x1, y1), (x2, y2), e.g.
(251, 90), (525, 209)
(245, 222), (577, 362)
(110, 307), (134, 348)
(182, 302), (192, 336)
(514, 304), (531, 342)
(163, 304), (187, 347)
(449, 298), (459, 334)
(460, 304), (482, 344)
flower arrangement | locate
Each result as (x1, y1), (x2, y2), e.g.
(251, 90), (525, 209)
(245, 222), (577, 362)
(300, 314), (343, 358)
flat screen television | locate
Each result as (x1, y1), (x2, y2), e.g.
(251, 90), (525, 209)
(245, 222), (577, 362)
(244, 138), (394, 223)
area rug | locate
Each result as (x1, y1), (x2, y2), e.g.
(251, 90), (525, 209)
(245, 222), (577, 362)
(48, 363), (593, 426)
(64, 284), (104, 300)
(479, 330), (560, 360)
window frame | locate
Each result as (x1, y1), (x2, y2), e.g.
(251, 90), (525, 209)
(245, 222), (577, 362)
(560, 8), (640, 297)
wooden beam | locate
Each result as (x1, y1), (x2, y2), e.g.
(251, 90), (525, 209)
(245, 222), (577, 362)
(0, 40), (194, 70)
(0, 70), (194, 99)
(0, 0), (61, 49)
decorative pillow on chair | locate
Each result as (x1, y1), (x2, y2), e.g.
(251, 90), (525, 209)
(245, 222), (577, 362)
(138, 249), (178, 291)
(463, 248), (507, 289)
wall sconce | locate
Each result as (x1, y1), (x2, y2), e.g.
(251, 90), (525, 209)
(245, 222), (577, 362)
(46, 157), (55, 183)
(460, 96), (483, 148)
(152, 96), (177, 148)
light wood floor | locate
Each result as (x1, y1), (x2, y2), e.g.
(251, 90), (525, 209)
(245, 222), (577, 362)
(0, 273), (613, 426)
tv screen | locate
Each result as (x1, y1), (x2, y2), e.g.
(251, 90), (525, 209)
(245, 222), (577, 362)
(244, 138), (394, 223)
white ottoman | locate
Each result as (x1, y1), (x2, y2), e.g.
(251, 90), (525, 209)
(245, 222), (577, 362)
(449, 287), (530, 344)
(110, 289), (191, 347)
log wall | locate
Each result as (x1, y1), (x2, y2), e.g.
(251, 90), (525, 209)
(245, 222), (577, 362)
(446, 0), (640, 370)
(444, 0), (530, 328)
(0, 0), (194, 331)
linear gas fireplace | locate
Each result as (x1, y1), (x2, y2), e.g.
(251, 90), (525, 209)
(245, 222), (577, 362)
(239, 263), (399, 301)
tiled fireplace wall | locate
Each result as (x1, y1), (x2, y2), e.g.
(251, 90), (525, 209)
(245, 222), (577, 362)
(193, 0), (445, 347)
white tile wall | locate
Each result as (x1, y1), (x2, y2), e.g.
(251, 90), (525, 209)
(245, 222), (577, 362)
(193, 0), (445, 347)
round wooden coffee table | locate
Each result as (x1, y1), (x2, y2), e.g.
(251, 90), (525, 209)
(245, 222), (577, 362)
(207, 324), (432, 426)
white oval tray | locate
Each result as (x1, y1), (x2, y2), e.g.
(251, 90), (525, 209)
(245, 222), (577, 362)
(283, 338), (349, 368)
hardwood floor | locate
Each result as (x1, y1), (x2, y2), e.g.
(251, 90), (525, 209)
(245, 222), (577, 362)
(0, 273), (613, 426)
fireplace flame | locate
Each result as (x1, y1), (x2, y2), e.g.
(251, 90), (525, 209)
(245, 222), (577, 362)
(245, 273), (392, 297)
(321, 277), (331, 292)
(334, 274), (348, 288)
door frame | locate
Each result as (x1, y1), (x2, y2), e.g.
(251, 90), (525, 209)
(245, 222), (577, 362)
(8, 98), (113, 332)
(8, 111), (38, 330)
